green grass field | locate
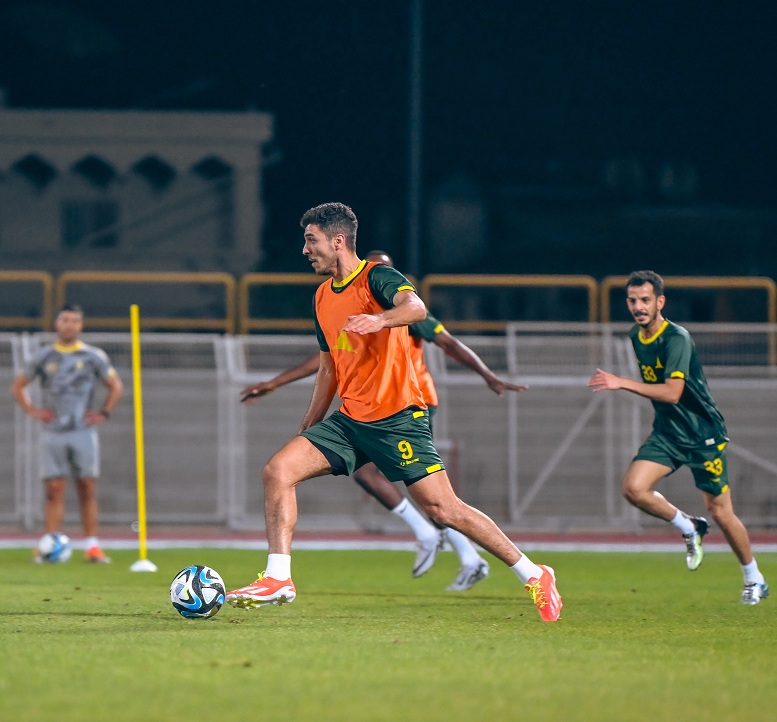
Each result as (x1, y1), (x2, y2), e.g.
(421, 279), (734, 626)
(2, 547), (774, 722)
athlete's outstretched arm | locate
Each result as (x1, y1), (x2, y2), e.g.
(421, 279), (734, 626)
(240, 353), (319, 403)
(343, 289), (426, 335)
(298, 352), (338, 432)
(433, 330), (528, 395)
(588, 368), (685, 404)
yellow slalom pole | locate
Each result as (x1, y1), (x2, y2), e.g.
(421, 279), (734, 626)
(129, 304), (157, 572)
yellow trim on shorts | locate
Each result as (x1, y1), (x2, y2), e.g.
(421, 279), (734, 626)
(425, 463), (442, 474)
(412, 410), (425, 418)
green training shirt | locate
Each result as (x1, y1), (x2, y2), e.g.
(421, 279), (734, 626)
(629, 319), (728, 448)
(409, 311), (444, 342)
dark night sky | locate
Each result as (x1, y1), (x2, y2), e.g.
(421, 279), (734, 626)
(1, 1), (775, 273)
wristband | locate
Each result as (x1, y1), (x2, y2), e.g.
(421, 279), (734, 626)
(99, 409), (110, 419)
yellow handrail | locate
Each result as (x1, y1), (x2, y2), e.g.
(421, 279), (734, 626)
(420, 274), (599, 329)
(0, 270), (55, 330)
(55, 271), (236, 333)
(601, 274), (777, 365)
(600, 275), (777, 323)
(238, 273), (325, 334)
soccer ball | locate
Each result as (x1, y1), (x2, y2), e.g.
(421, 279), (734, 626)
(170, 565), (226, 619)
(37, 532), (72, 563)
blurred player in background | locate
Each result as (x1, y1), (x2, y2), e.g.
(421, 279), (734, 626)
(588, 270), (768, 604)
(11, 304), (123, 563)
(240, 250), (528, 592)
(227, 202), (562, 621)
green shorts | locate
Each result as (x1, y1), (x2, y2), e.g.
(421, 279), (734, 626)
(634, 432), (730, 496)
(300, 407), (444, 485)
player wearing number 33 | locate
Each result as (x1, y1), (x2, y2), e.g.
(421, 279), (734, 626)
(588, 270), (768, 604)
(226, 202), (562, 621)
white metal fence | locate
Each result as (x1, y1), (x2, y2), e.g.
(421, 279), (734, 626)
(4, 325), (777, 532)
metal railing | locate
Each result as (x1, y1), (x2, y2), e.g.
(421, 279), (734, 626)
(4, 327), (777, 531)
(3, 270), (777, 335)
(600, 275), (777, 364)
(0, 271), (55, 330)
(600, 275), (777, 323)
(55, 271), (237, 333)
(420, 274), (600, 330)
(238, 273), (324, 333)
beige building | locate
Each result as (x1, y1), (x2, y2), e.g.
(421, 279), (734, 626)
(0, 108), (274, 276)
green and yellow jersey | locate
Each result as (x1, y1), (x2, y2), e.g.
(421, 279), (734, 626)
(408, 312), (444, 407)
(313, 260), (425, 422)
(629, 319), (728, 448)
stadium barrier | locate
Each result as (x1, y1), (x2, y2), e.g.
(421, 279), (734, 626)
(420, 274), (600, 330)
(238, 273), (324, 333)
(600, 275), (777, 365)
(4, 326), (777, 533)
(55, 271), (237, 333)
(2, 271), (776, 332)
(0, 271), (54, 330)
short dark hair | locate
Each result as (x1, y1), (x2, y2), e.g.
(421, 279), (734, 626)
(57, 304), (84, 317)
(626, 270), (664, 297)
(300, 202), (358, 251)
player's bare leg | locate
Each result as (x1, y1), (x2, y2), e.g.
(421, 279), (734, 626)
(75, 477), (98, 537)
(621, 460), (676, 521)
(353, 463), (404, 509)
(407, 470), (520, 564)
(622, 459), (708, 569)
(702, 490), (769, 603)
(227, 436), (329, 609)
(76, 476), (110, 563)
(263, 436), (331, 554)
(353, 463), (442, 577)
(407, 470), (562, 621)
(43, 477), (66, 533)
(703, 490), (752, 565)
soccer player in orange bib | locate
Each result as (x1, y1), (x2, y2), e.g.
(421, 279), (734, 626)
(239, 249), (528, 592)
(227, 202), (562, 621)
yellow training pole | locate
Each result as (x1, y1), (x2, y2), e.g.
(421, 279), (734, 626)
(129, 304), (157, 572)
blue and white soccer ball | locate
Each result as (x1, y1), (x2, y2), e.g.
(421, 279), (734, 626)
(37, 532), (72, 563)
(170, 565), (226, 619)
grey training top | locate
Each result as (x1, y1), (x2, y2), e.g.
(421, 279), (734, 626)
(25, 341), (116, 432)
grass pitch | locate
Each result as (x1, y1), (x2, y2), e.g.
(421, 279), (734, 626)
(1, 548), (774, 722)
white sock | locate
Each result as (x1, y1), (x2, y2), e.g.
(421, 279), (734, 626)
(670, 510), (696, 536)
(392, 498), (437, 542)
(511, 554), (543, 584)
(85, 536), (99, 549)
(445, 528), (481, 566)
(266, 553), (291, 580)
(742, 559), (765, 585)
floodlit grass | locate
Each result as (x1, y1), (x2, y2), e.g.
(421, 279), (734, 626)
(1, 548), (775, 722)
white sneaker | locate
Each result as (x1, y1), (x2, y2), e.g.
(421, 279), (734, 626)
(741, 581), (770, 605)
(446, 559), (490, 591)
(412, 532), (443, 577)
(682, 516), (708, 571)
